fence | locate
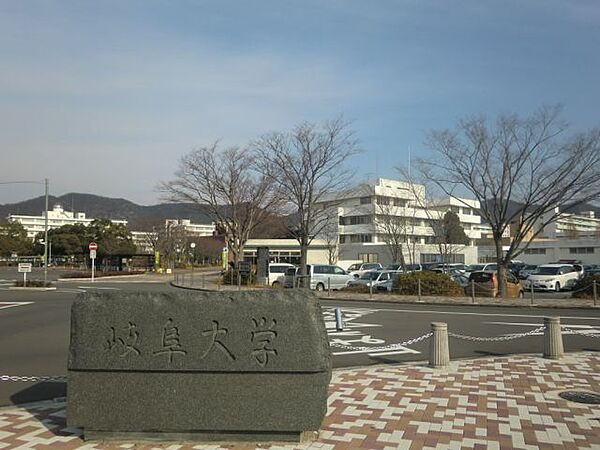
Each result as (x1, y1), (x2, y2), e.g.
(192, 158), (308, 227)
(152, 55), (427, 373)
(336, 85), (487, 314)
(4, 315), (597, 383)
(329, 312), (599, 368)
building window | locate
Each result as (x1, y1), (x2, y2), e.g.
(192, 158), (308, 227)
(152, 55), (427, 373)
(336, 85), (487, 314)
(524, 248), (547, 255)
(569, 247), (595, 254)
(339, 235), (346, 244)
(393, 198), (406, 207)
(358, 253), (379, 263)
(360, 196), (371, 205)
(339, 215), (371, 225)
(350, 234), (372, 243)
(375, 196), (390, 206)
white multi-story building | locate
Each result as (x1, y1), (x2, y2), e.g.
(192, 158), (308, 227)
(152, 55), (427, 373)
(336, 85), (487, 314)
(537, 208), (600, 239)
(8, 204), (128, 239)
(165, 219), (216, 237)
(319, 178), (481, 266)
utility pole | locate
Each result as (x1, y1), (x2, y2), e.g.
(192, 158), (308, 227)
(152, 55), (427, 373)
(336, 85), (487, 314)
(44, 178), (49, 286)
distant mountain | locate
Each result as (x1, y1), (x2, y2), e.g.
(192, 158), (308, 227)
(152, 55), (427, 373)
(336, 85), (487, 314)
(0, 193), (213, 230)
(480, 199), (600, 223)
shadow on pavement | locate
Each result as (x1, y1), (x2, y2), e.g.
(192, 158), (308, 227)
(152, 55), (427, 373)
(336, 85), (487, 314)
(9, 382), (70, 435)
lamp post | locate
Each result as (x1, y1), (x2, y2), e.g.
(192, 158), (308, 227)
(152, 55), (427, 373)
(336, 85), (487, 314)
(190, 242), (196, 283)
(0, 178), (49, 286)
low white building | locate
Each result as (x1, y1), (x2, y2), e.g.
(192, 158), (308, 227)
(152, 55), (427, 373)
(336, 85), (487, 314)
(318, 178), (481, 266)
(8, 204), (128, 239)
(165, 219), (215, 237)
(242, 239), (330, 265)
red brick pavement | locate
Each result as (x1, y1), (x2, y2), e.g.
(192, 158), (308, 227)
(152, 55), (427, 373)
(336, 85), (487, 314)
(1, 352), (599, 449)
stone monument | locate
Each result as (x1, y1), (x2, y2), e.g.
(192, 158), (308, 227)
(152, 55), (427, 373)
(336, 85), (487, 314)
(67, 290), (331, 442)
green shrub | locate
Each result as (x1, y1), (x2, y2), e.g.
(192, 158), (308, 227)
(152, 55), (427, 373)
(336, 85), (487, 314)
(14, 280), (53, 287)
(393, 271), (464, 297)
(340, 284), (373, 294)
(222, 269), (256, 285)
(572, 274), (600, 299)
(61, 270), (145, 278)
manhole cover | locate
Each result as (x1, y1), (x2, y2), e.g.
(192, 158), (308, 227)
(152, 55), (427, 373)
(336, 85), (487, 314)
(559, 391), (600, 405)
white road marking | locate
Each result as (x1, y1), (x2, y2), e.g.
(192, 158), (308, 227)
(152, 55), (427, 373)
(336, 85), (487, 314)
(77, 286), (121, 290)
(0, 302), (34, 310)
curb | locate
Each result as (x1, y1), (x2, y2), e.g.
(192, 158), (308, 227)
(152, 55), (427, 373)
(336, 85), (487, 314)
(169, 283), (599, 310)
(317, 295), (600, 309)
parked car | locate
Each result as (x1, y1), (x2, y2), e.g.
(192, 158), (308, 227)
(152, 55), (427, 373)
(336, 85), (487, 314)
(431, 263), (469, 273)
(348, 270), (395, 288)
(522, 264), (581, 292)
(268, 263), (296, 286)
(450, 273), (470, 288)
(403, 263), (423, 272)
(277, 264), (352, 290)
(347, 262), (383, 279)
(306, 264), (353, 291)
(385, 263), (404, 272)
(465, 263), (497, 276)
(467, 271), (524, 298)
(518, 264), (538, 279)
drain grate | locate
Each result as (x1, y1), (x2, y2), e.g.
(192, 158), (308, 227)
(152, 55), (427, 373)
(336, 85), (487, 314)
(559, 391), (600, 405)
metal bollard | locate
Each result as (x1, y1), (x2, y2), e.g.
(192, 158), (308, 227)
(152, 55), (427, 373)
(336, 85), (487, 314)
(429, 322), (450, 368)
(327, 277), (331, 298)
(334, 308), (344, 331)
(530, 284), (535, 306)
(593, 281), (598, 307)
(471, 279), (475, 303)
(369, 282), (373, 299)
(417, 278), (422, 301)
(543, 317), (564, 359)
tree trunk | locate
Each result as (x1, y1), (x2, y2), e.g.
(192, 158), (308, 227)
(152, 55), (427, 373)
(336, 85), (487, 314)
(494, 237), (507, 298)
(299, 241), (309, 288)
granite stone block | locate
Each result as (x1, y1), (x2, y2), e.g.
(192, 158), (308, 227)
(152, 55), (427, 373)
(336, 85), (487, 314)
(67, 290), (331, 439)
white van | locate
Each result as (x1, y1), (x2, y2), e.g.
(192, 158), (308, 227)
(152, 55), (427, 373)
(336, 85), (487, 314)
(268, 263), (295, 286)
(523, 264), (580, 292)
(307, 264), (353, 291)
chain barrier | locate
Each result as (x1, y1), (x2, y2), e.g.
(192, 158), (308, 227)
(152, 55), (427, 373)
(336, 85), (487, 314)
(329, 332), (433, 352)
(0, 375), (67, 382)
(562, 327), (600, 338)
(448, 325), (546, 342)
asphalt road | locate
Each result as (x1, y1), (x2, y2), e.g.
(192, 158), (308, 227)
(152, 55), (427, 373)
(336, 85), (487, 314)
(0, 277), (598, 407)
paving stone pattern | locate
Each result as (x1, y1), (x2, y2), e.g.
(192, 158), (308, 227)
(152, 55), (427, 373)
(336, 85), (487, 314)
(1, 352), (599, 449)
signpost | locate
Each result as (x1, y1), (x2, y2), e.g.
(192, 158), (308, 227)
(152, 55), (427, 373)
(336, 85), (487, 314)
(89, 242), (98, 282)
(18, 263), (32, 287)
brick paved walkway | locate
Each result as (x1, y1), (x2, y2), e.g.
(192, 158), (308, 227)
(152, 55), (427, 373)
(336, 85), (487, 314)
(1, 352), (599, 449)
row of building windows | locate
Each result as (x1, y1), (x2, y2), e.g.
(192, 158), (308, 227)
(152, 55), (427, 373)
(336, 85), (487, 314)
(339, 215), (372, 225)
(524, 248), (547, 255)
(569, 247), (595, 254)
(339, 234), (373, 243)
(523, 247), (596, 255)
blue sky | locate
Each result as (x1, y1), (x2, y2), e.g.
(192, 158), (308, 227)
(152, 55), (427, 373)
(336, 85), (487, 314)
(1, 1), (599, 205)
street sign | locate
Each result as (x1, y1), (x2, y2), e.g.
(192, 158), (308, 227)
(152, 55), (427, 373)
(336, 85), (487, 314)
(18, 263), (32, 273)
(89, 242), (98, 251)
(90, 250), (97, 260)
(238, 261), (251, 273)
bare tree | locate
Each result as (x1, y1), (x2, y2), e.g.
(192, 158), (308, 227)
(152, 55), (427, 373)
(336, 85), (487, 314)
(419, 106), (600, 296)
(321, 213), (340, 265)
(252, 117), (359, 276)
(372, 193), (410, 268)
(160, 143), (281, 266)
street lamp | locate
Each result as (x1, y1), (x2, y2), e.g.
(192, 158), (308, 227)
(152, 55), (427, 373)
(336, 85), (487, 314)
(0, 178), (49, 286)
(190, 242), (196, 278)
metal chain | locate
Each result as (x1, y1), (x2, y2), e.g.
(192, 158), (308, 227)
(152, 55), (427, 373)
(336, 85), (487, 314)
(562, 327), (600, 338)
(448, 325), (546, 342)
(0, 375), (67, 382)
(329, 332), (433, 352)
